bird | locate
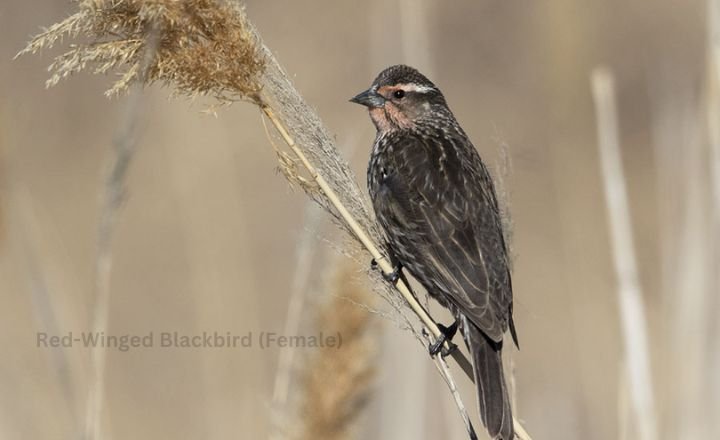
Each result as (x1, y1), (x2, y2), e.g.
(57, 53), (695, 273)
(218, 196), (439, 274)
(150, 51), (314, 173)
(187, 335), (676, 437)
(351, 65), (518, 440)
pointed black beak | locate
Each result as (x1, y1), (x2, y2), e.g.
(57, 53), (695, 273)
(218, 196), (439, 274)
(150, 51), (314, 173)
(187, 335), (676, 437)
(350, 88), (385, 108)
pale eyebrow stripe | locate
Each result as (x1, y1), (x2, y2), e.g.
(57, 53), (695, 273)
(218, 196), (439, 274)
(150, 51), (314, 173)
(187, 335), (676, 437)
(398, 83), (436, 93)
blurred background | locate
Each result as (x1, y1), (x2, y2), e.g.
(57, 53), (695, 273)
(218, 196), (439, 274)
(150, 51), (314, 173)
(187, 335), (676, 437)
(1, 0), (718, 439)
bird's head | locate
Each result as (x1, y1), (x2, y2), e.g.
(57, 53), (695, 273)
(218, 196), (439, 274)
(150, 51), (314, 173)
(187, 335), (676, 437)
(350, 65), (447, 132)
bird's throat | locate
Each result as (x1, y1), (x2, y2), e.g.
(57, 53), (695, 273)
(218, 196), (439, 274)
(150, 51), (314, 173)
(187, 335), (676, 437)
(369, 105), (413, 133)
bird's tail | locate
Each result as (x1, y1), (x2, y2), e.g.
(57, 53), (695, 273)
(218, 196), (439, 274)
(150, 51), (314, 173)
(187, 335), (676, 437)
(466, 323), (514, 439)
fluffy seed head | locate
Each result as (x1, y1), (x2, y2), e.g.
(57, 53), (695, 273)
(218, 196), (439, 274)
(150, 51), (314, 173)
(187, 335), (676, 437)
(17, 0), (266, 102)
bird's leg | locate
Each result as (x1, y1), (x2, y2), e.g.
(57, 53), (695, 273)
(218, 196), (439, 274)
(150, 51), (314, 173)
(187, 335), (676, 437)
(428, 320), (459, 357)
(370, 258), (403, 284)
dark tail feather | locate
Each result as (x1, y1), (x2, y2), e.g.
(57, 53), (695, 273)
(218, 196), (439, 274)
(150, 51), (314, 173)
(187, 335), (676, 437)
(467, 323), (514, 440)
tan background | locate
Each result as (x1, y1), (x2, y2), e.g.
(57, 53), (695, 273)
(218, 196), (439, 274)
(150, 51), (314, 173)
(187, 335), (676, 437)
(1, 1), (718, 439)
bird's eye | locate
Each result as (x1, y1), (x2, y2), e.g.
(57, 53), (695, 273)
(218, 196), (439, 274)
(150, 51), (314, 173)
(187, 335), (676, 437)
(393, 89), (405, 99)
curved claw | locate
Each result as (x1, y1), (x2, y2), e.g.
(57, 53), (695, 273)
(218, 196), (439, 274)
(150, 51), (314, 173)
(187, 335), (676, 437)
(370, 258), (402, 285)
(428, 320), (459, 357)
(441, 341), (458, 357)
(429, 335), (458, 357)
(382, 268), (401, 284)
(428, 338), (445, 356)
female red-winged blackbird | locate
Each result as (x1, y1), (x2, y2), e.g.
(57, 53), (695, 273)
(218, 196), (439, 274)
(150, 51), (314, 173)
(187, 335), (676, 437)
(351, 65), (518, 440)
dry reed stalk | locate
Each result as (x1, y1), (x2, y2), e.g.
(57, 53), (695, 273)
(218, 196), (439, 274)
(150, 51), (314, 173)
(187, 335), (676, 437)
(709, 0), (720, 213)
(591, 68), (658, 440)
(706, 1), (720, 433)
(18, 2), (532, 438)
(2, 131), (81, 435)
(84, 32), (159, 440)
(618, 365), (630, 440)
(13, 188), (81, 435)
(270, 204), (324, 440)
(294, 263), (376, 440)
(649, 70), (713, 438)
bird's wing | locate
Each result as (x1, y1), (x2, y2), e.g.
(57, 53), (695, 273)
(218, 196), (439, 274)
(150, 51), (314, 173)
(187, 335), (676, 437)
(374, 131), (512, 342)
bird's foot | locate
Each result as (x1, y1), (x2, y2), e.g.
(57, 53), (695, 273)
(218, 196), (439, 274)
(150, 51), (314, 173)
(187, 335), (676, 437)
(429, 320), (459, 357)
(370, 258), (402, 284)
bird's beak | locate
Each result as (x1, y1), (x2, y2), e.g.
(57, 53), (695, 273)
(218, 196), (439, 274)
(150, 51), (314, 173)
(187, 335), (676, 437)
(350, 88), (385, 108)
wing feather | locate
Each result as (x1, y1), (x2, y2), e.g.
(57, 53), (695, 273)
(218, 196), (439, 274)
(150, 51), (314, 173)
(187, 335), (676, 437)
(372, 130), (512, 342)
